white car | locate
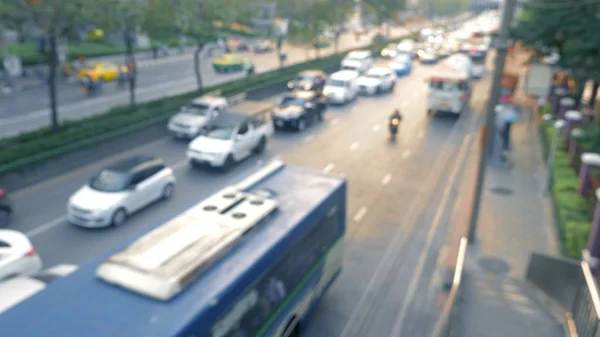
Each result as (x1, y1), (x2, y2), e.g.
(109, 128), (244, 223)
(0, 264), (77, 314)
(187, 107), (273, 170)
(341, 50), (373, 74)
(0, 229), (42, 281)
(357, 67), (396, 95)
(167, 95), (229, 139)
(323, 70), (360, 104)
(67, 155), (176, 228)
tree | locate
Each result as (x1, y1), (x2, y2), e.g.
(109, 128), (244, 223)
(318, 0), (354, 53)
(83, 0), (164, 108)
(0, 0), (25, 88)
(362, 0), (406, 36)
(7, 0), (85, 131)
(513, 0), (600, 106)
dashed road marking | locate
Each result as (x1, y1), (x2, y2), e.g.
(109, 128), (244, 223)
(353, 207), (368, 222)
(350, 142), (359, 151)
(323, 163), (335, 173)
(401, 150), (411, 159)
(372, 124), (381, 132)
(382, 174), (392, 185)
(331, 118), (340, 126)
(303, 135), (314, 143)
(27, 216), (66, 237)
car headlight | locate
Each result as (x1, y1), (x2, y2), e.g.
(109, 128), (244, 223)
(287, 82), (293, 89)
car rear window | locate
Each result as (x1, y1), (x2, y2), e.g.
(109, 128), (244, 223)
(0, 240), (10, 248)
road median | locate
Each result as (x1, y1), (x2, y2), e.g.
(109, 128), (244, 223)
(0, 35), (411, 178)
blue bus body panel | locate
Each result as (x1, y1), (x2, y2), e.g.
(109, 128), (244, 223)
(0, 165), (346, 337)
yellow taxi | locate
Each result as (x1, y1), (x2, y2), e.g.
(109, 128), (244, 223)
(78, 62), (128, 81)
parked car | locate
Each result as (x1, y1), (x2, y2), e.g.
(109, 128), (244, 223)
(273, 90), (327, 131)
(187, 102), (274, 171)
(0, 229), (43, 281)
(67, 156), (176, 228)
(287, 70), (328, 93)
(252, 39), (274, 53)
(226, 38), (250, 52)
(357, 67), (396, 95)
(0, 264), (77, 314)
(212, 54), (254, 73)
(0, 189), (12, 228)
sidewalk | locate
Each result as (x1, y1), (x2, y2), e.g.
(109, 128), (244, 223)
(448, 47), (564, 336)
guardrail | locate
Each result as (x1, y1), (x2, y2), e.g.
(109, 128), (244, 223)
(430, 236), (469, 337)
(525, 250), (600, 336)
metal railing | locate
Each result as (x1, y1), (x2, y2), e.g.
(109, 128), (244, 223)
(526, 251), (600, 337)
(430, 236), (469, 337)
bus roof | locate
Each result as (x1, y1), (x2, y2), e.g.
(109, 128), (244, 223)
(0, 162), (346, 337)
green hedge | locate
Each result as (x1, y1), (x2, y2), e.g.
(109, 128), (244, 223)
(542, 122), (592, 259)
(0, 36), (399, 176)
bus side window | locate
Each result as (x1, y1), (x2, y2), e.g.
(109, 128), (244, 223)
(212, 205), (342, 337)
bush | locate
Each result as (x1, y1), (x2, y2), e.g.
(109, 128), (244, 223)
(2, 42), (152, 67)
(542, 122), (593, 259)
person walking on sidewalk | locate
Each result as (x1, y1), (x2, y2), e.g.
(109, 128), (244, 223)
(500, 105), (519, 151)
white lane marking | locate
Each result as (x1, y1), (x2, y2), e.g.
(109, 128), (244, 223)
(390, 134), (473, 336)
(323, 163), (335, 173)
(382, 174), (392, 185)
(372, 124), (381, 132)
(349, 142), (359, 151)
(331, 118), (340, 126)
(303, 135), (314, 143)
(27, 216), (66, 237)
(417, 131), (424, 139)
(402, 101), (409, 107)
(353, 207), (368, 222)
(401, 150), (411, 159)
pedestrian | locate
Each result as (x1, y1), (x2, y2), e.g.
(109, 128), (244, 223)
(217, 38), (224, 51)
(501, 105), (519, 151)
(117, 68), (127, 88)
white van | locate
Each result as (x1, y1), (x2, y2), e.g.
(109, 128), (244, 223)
(426, 70), (471, 115)
(323, 70), (360, 104)
(341, 50), (373, 73)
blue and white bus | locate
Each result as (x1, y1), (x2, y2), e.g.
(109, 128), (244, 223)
(0, 161), (346, 337)
(0, 162), (346, 337)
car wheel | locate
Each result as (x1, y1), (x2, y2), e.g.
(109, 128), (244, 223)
(0, 208), (10, 228)
(376, 86), (381, 94)
(222, 154), (235, 172)
(162, 183), (175, 200)
(254, 137), (267, 154)
(111, 208), (127, 227)
(297, 118), (306, 131)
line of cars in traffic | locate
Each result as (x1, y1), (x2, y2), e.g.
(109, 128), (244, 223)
(64, 48), (415, 231)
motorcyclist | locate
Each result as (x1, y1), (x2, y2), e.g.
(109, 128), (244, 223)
(389, 109), (403, 123)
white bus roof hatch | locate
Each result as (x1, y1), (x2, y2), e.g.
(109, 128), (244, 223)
(96, 172), (280, 301)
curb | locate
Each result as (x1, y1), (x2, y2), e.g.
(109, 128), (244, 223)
(522, 281), (573, 337)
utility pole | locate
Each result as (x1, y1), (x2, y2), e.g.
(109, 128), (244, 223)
(467, 0), (517, 243)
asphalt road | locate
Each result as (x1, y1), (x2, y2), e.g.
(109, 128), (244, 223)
(0, 27), (412, 137)
(4, 57), (492, 335)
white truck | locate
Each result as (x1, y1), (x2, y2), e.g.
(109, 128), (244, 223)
(186, 101), (275, 171)
(167, 91), (244, 139)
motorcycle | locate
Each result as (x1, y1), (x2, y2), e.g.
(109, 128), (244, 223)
(389, 116), (401, 139)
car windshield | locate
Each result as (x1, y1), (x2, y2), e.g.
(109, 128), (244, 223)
(430, 80), (462, 91)
(296, 75), (317, 82)
(89, 170), (130, 192)
(366, 72), (384, 79)
(345, 55), (365, 62)
(341, 65), (359, 72)
(205, 125), (235, 140)
(280, 97), (306, 107)
(326, 79), (347, 87)
(394, 55), (411, 63)
(184, 103), (210, 116)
